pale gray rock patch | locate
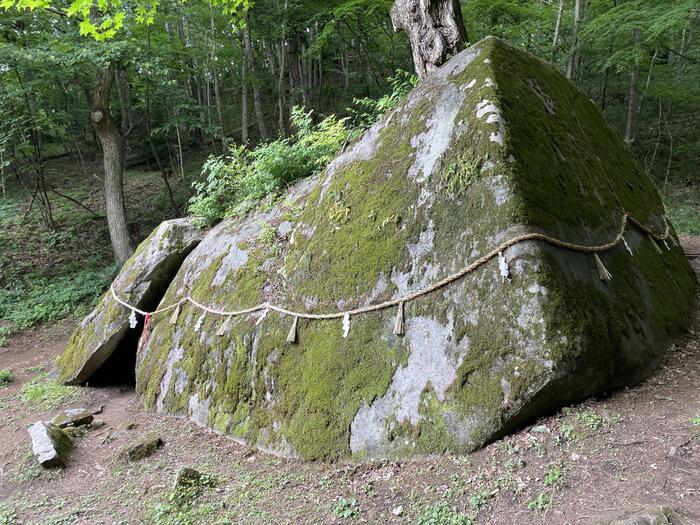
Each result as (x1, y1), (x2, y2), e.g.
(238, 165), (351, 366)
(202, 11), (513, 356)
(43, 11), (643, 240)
(349, 314), (464, 455)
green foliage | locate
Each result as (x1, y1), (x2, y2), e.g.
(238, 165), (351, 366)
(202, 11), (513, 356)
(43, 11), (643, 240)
(188, 107), (348, 226)
(691, 415), (700, 426)
(149, 471), (218, 525)
(0, 369), (12, 387)
(467, 488), (491, 511)
(527, 492), (552, 512)
(664, 185), (700, 235)
(350, 70), (418, 128)
(0, 264), (118, 334)
(0, 503), (16, 525)
(331, 497), (359, 520)
(443, 152), (480, 197)
(575, 409), (604, 431)
(543, 465), (564, 487)
(415, 502), (473, 525)
(20, 371), (78, 410)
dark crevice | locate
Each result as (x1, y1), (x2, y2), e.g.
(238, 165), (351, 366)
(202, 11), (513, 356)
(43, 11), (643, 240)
(84, 247), (198, 387)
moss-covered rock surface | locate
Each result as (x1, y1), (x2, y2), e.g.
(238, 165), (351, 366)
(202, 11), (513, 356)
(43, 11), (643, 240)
(66, 37), (696, 460)
(56, 218), (204, 384)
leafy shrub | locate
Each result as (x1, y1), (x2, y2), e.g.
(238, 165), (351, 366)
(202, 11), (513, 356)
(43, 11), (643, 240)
(332, 497), (359, 520)
(0, 264), (118, 335)
(188, 107), (348, 226)
(350, 70), (418, 128)
(0, 369), (11, 387)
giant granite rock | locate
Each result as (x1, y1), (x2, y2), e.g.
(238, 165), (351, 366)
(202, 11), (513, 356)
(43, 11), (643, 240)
(57, 219), (204, 384)
(59, 37), (696, 460)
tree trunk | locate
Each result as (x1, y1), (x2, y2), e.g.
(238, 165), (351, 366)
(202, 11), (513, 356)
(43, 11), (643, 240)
(551, 0), (565, 64)
(624, 29), (641, 144)
(243, 16), (269, 141)
(91, 67), (134, 264)
(114, 66), (133, 137)
(390, 0), (468, 80)
(241, 51), (249, 145)
(566, 0), (586, 80)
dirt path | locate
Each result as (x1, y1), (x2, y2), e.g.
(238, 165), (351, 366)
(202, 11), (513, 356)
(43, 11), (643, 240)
(0, 243), (698, 525)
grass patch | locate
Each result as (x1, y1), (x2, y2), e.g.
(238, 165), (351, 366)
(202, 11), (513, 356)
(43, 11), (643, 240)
(662, 183), (700, 235)
(148, 471), (219, 525)
(415, 501), (473, 525)
(19, 372), (78, 410)
(0, 502), (17, 525)
(0, 264), (118, 336)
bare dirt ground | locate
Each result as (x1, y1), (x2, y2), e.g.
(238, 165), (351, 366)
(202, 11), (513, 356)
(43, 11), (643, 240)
(0, 240), (698, 525)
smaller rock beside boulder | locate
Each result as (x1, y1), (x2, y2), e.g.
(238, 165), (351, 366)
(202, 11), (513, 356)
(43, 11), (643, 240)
(117, 433), (164, 462)
(597, 506), (677, 525)
(28, 421), (73, 468)
(50, 408), (94, 428)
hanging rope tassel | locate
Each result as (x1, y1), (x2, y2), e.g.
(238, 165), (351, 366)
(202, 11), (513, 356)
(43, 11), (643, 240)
(593, 253), (612, 281)
(393, 302), (405, 336)
(217, 315), (232, 336)
(138, 313), (153, 352)
(255, 308), (269, 327)
(498, 251), (511, 282)
(622, 235), (633, 256)
(287, 316), (299, 344)
(128, 309), (138, 329)
(648, 235), (663, 254)
(169, 303), (181, 325)
(342, 314), (351, 338)
(194, 313), (205, 333)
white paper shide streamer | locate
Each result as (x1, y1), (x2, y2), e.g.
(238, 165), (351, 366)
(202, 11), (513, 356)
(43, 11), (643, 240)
(622, 235), (633, 256)
(342, 313), (351, 338)
(498, 251), (510, 282)
(194, 313), (205, 333)
(128, 310), (138, 329)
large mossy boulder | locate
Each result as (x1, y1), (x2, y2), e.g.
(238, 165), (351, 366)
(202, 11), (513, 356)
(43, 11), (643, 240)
(56, 219), (204, 384)
(67, 36), (695, 460)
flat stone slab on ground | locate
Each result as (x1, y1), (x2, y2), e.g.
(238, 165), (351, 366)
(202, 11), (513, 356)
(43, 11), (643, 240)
(117, 433), (164, 462)
(50, 408), (94, 428)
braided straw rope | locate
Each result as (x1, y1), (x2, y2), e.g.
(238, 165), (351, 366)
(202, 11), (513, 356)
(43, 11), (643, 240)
(110, 211), (673, 322)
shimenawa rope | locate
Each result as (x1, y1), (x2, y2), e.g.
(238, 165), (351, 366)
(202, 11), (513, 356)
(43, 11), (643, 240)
(110, 211), (675, 340)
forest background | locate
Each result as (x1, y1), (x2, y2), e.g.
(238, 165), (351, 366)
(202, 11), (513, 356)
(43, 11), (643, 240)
(0, 0), (698, 342)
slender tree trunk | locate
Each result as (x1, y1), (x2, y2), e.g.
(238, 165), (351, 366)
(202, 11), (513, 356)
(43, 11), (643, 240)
(390, 0), (467, 80)
(625, 29), (641, 144)
(114, 66), (133, 137)
(243, 16), (269, 140)
(566, 0), (586, 80)
(635, 46), (658, 139)
(91, 67), (134, 264)
(551, 0), (565, 64)
(241, 51), (249, 145)
(209, 5), (224, 132)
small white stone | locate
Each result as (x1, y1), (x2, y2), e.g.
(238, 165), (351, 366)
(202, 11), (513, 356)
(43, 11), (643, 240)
(392, 506), (403, 516)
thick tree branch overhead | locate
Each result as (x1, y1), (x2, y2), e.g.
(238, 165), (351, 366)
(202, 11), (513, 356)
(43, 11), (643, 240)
(390, 0), (468, 80)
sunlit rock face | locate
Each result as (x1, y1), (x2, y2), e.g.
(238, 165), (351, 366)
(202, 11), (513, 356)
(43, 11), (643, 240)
(64, 37), (695, 460)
